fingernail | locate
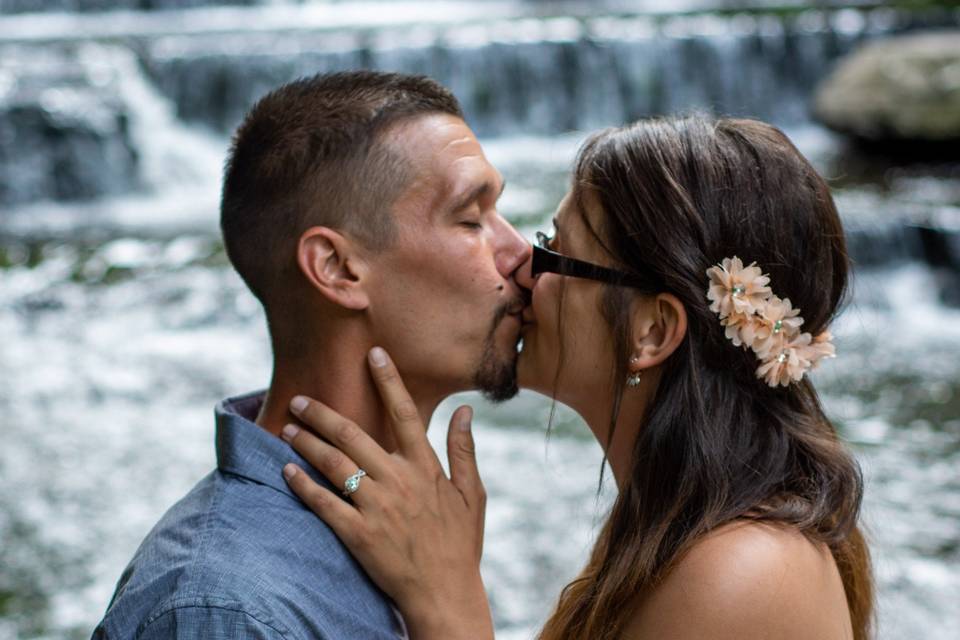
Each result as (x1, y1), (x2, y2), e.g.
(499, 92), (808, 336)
(283, 463), (297, 481)
(290, 395), (308, 414)
(281, 423), (300, 443)
(369, 346), (387, 367)
(459, 407), (473, 432)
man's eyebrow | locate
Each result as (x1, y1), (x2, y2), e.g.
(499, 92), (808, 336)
(450, 178), (507, 213)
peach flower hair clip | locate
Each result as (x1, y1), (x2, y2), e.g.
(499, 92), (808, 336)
(706, 257), (836, 387)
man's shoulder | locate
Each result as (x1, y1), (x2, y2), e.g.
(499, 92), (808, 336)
(97, 469), (404, 639)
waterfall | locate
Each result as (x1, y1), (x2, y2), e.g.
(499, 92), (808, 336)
(137, 7), (960, 137)
(1, 2), (958, 271)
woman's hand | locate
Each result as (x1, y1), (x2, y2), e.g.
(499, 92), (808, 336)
(280, 346), (493, 640)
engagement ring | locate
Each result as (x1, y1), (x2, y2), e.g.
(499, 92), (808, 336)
(342, 469), (366, 497)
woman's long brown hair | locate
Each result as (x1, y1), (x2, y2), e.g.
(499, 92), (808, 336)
(538, 116), (873, 640)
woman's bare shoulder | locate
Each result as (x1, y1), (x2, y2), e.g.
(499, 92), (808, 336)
(622, 521), (853, 639)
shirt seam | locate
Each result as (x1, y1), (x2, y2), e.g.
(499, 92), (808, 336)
(191, 472), (219, 596)
(135, 598), (293, 639)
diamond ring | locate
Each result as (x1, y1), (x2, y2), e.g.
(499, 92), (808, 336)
(342, 469), (366, 497)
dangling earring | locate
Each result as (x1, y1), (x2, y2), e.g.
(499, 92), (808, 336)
(626, 356), (642, 388)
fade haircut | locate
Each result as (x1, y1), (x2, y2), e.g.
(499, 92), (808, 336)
(220, 71), (463, 308)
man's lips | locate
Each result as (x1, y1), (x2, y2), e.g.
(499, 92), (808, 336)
(507, 311), (525, 328)
(496, 306), (525, 331)
(499, 289), (532, 330)
(505, 300), (526, 316)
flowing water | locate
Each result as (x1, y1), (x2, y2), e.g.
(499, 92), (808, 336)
(1, 2), (959, 639)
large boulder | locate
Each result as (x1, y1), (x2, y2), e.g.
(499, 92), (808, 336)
(813, 31), (960, 153)
(0, 44), (140, 206)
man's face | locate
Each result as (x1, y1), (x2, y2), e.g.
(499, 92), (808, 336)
(363, 114), (530, 402)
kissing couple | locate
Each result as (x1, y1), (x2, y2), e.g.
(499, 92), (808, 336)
(95, 71), (872, 640)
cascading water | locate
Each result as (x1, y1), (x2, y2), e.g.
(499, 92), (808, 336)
(1, 2), (958, 640)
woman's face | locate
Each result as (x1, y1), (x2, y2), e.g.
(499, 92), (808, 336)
(517, 189), (621, 413)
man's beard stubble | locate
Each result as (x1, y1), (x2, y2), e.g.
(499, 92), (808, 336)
(472, 299), (523, 403)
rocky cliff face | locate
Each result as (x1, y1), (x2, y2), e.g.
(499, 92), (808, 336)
(0, 44), (140, 205)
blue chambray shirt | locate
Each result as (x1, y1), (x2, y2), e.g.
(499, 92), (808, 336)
(93, 390), (407, 639)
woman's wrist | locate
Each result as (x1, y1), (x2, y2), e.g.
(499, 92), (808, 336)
(400, 579), (494, 640)
(404, 612), (493, 640)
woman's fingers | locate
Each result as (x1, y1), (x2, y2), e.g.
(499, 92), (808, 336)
(283, 463), (366, 545)
(288, 396), (392, 479)
(281, 423), (372, 500)
(282, 369), (493, 637)
(367, 347), (437, 461)
(446, 405), (485, 510)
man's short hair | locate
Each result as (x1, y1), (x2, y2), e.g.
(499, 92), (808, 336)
(220, 71), (463, 308)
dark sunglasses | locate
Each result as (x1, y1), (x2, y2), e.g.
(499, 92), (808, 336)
(532, 231), (656, 290)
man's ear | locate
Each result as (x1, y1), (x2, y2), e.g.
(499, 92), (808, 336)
(297, 226), (370, 311)
(628, 293), (688, 371)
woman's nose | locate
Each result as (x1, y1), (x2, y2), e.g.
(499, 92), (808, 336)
(515, 245), (537, 291)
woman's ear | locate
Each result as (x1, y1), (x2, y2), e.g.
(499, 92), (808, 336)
(628, 293), (688, 371)
(297, 226), (370, 311)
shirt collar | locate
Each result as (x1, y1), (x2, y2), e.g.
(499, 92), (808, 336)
(214, 389), (330, 495)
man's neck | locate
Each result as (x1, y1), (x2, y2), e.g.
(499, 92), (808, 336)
(255, 348), (443, 452)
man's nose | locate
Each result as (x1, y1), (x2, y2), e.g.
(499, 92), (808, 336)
(493, 215), (532, 280)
